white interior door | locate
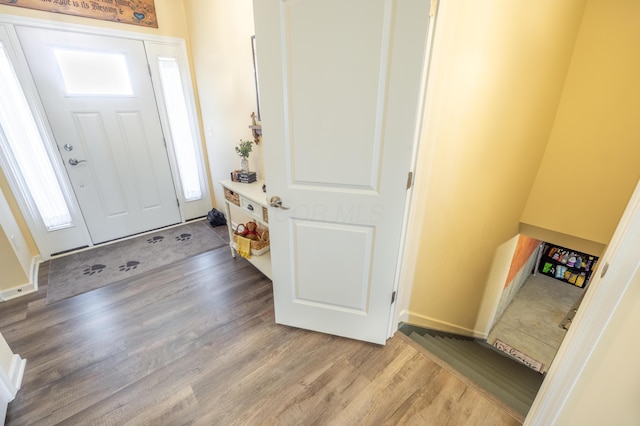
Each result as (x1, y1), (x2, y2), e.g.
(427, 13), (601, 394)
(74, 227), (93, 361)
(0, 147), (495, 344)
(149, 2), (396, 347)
(254, 0), (432, 344)
(16, 27), (180, 244)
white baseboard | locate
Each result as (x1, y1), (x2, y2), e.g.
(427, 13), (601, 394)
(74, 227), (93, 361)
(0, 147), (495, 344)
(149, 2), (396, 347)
(405, 311), (487, 339)
(0, 354), (25, 404)
(8, 355), (26, 392)
(397, 309), (410, 325)
(0, 283), (36, 302)
(0, 256), (40, 302)
(30, 256), (41, 291)
(0, 353), (25, 424)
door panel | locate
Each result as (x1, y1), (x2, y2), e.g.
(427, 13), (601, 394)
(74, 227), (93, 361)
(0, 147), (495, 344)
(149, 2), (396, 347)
(74, 112), (129, 217)
(292, 220), (374, 312)
(286, 1), (386, 190)
(16, 27), (180, 243)
(254, 0), (432, 344)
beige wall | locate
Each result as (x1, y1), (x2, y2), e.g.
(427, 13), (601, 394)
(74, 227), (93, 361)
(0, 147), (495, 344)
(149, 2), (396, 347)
(183, 0), (262, 210)
(522, 0), (640, 245)
(0, 187), (30, 292)
(0, 227), (28, 291)
(403, 0), (587, 335)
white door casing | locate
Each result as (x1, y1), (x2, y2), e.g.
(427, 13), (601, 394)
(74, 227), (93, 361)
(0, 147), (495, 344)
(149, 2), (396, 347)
(144, 40), (212, 221)
(254, 0), (432, 344)
(16, 27), (180, 244)
(0, 23), (90, 256)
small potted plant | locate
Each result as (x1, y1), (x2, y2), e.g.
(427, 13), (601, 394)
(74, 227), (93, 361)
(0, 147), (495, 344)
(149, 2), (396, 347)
(235, 139), (253, 171)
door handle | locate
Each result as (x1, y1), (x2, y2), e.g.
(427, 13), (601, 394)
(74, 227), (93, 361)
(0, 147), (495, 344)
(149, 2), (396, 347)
(68, 158), (87, 166)
(269, 196), (290, 210)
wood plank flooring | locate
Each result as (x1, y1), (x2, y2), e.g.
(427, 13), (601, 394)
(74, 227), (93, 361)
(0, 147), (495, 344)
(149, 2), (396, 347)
(1, 233), (521, 425)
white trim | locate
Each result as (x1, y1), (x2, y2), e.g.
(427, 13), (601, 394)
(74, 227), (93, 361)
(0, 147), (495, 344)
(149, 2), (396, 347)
(0, 351), (24, 422)
(0, 352), (25, 423)
(0, 255), (39, 302)
(7, 354), (25, 392)
(391, 0), (440, 339)
(0, 375), (13, 403)
(30, 256), (40, 290)
(406, 310), (487, 339)
(526, 178), (640, 425)
(0, 13), (184, 44)
(397, 308), (410, 325)
(0, 282), (36, 302)
(0, 354), (23, 400)
(145, 40), (212, 221)
(0, 23), (92, 259)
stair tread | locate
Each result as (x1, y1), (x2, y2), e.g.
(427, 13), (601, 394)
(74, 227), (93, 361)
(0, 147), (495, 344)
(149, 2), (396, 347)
(410, 332), (537, 415)
(428, 336), (540, 401)
(439, 337), (543, 393)
(410, 333), (534, 415)
(440, 338), (537, 382)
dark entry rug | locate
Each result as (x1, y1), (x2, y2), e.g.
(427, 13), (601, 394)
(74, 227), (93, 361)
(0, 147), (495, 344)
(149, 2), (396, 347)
(46, 220), (227, 304)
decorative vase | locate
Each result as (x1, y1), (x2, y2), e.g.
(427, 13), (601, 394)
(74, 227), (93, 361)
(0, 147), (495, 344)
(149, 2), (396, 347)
(241, 157), (249, 172)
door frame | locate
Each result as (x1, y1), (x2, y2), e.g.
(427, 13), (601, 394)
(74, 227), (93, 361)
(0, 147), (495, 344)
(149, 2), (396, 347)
(389, 0), (440, 340)
(0, 13), (210, 259)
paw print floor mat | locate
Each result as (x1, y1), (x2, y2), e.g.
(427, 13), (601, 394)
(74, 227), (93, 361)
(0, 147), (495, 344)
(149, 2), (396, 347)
(46, 220), (226, 304)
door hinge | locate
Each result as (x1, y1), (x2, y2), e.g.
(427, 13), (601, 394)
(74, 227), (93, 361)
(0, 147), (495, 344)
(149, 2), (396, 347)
(148, 64), (152, 77)
(600, 262), (610, 278)
(391, 291), (397, 305)
(406, 171), (414, 190)
(176, 198), (180, 207)
(430, 0), (438, 17)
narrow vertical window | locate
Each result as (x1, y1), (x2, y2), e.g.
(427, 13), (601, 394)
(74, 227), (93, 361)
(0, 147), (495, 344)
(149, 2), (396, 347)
(0, 42), (72, 230)
(157, 57), (202, 201)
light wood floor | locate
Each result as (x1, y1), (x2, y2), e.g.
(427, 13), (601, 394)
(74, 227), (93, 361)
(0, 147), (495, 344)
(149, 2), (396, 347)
(1, 231), (521, 425)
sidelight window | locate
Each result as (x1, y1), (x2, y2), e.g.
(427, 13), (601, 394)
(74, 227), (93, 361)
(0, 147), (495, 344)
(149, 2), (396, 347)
(0, 42), (72, 231)
(156, 56), (202, 202)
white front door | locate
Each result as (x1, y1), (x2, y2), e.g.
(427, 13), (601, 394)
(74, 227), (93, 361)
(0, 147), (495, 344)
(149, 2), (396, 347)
(254, 0), (432, 344)
(16, 27), (180, 244)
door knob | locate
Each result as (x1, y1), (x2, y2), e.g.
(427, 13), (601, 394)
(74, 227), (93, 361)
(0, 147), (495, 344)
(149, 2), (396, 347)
(68, 158), (87, 166)
(269, 196), (290, 210)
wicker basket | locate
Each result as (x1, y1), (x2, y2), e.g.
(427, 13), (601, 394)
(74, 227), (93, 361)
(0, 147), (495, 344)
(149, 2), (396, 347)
(224, 188), (240, 206)
(233, 223), (270, 256)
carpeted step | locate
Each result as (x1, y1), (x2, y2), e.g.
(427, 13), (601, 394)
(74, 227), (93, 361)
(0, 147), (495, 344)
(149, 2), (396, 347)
(407, 325), (544, 390)
(474, 342), (545, 394)
(436, 337), (540, 403)
(432, 335), (538, 409)
(446, 337), (543, 394)
(408, 332), (539, 417)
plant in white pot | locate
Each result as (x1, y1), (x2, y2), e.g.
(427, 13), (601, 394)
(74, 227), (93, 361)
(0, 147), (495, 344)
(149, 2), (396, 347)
(235, 139), (253, 172)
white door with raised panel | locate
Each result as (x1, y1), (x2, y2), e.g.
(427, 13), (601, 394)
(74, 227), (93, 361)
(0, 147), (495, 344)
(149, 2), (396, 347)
(16, 27), (180, 244)
(254, 0), (432, 344)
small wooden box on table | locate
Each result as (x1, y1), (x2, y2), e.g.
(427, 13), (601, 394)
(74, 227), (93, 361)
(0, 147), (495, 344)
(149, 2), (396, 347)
(220, 179), (272, 279)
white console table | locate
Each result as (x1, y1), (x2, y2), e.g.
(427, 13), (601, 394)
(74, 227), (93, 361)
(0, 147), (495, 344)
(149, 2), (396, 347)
(220, 180), (272, 279)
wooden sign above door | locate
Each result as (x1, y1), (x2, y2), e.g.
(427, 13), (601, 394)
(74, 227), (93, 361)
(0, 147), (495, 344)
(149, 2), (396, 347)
(0, 0), (158, 28)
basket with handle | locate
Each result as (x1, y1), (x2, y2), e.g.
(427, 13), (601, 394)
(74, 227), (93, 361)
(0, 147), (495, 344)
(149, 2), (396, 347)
(233, 222), (270, 255)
